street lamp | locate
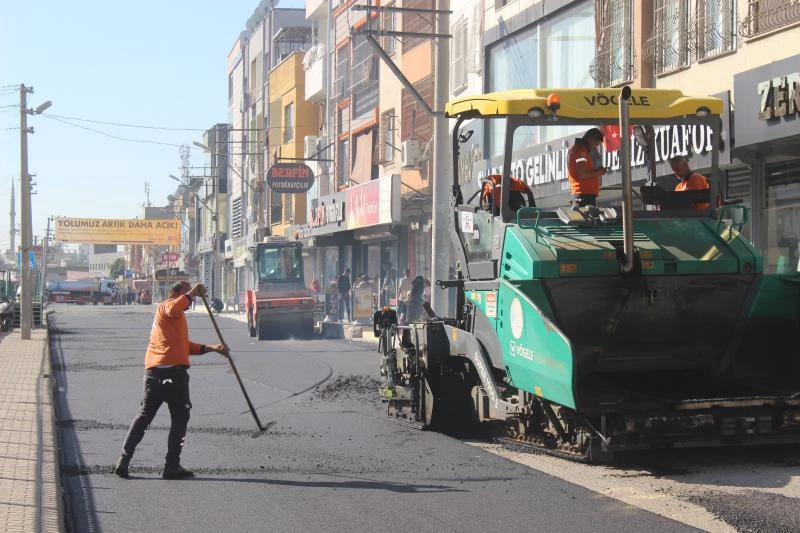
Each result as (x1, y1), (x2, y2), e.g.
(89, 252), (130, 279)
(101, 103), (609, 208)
(19, 85), (51, 340)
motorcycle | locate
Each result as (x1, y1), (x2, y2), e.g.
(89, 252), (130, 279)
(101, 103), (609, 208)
(0, 297), (14, 332)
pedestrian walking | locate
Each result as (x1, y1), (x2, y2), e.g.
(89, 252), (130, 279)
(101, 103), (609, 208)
(396, 268), (412, 323)
(337, 268), (352, 322)
(113, 281), (229, 479)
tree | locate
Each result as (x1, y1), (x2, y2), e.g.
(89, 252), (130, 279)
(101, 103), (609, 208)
(109, 258), (126, 280)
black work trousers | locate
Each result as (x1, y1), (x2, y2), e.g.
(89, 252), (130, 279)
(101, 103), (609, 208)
(121, 366), (192, 467)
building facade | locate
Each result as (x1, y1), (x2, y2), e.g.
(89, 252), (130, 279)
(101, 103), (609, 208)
(225, 3), (311, 308)
(640, 0), (800, 274)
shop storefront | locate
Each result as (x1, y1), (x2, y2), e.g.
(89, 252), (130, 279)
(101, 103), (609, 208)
(300, 174), (402, 309)
(733, 56), (800, 274)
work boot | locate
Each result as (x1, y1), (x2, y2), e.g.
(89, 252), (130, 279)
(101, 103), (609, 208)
(113, 455), (130, 478)
(162, 464), (194, 480)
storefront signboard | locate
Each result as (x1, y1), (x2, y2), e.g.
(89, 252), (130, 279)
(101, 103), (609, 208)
(324, 287), (339, 320)
(266, 163), (315, 193)
(233, 239), (249, 268)
(346, 174), (401, 230)
(735, 55), (800, 149)
(353, 285), (374, 322)
(302, 191), (347, 237)
(469, 91), (731, 201)
(54, 217), (181, 246)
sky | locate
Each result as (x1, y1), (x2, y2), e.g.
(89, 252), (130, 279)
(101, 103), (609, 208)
(0, 0), (306, 254)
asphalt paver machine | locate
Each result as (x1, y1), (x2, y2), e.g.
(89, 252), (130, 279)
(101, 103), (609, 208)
(375, 87), (800, 462)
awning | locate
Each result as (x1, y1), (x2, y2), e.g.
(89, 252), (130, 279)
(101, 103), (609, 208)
(350, 131), (373, 184)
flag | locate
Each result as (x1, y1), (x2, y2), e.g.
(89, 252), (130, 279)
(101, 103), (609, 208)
(603, 124), (623, 152)
(602, 124), (637, 151)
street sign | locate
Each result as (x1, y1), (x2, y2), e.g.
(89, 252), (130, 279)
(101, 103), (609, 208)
(266, 163), (315, 193)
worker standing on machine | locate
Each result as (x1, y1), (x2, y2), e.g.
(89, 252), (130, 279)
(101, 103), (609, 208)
(669, 155), (710, 210)
(567, 128), (606, 208)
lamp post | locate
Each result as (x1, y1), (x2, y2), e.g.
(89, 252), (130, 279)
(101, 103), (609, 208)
(18, 84), (51, 340)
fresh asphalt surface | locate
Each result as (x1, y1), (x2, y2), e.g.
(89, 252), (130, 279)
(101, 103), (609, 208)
(49, 303), (696, 533)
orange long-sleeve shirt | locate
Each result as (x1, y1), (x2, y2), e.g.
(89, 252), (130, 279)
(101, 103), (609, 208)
(144, 295), (203, 369)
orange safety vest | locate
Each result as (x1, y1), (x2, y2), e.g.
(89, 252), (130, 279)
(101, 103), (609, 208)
(481, 175), (533, 210)
(675, 171), (710, 210)
(567, 141), (600, 196)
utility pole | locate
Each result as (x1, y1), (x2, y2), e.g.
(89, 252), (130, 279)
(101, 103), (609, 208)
(19, 84), (33, 339)
(430, 0), (451, 316)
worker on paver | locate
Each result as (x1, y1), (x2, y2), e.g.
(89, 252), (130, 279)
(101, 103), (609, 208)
(113, 281), (229, 479)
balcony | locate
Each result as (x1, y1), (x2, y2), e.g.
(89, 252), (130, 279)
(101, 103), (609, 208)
(306, 0), (327, 19)
(304, 44), (326, 102)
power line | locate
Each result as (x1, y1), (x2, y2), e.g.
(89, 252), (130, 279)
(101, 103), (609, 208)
(41, 115), (182, 147)
(40, 112), (207, 132)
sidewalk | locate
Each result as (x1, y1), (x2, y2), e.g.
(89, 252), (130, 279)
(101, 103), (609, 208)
(0, 328), (63, 533)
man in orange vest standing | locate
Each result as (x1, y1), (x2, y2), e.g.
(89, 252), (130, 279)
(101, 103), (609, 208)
(669, 155), (710, 210)
(567, 128), (607, 208)
(114, 281), (229, 479)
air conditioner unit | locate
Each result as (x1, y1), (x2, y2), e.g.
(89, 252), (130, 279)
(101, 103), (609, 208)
(304, 136), (319, 159)
(401, 139), (421, 167)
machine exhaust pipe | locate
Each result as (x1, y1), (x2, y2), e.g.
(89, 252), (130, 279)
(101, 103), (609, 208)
(618, 86), (636, 273)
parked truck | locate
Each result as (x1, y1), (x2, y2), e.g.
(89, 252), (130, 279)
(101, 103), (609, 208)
(375, 87), (800, 462)
(244, 237), (314, 340)
(48, 278), (118, 305)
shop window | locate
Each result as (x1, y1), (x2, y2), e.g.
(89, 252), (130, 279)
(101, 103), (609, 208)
(765, 160), (800, 273)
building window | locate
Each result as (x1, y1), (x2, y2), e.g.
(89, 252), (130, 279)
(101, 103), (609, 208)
(740, 0), (800, 38)
(694, 0), (736, 58)
(270, 191), (283, 225)
(646, 0), (690, 75)
(592, 0), (635, 86)
(283, 102), (294, 144)
(337, 138), (350, 188)
(382, 4), (397, 55)
(335, 45), (349, 99)
(231, 197), (243, 239)
(228, 74), (233, 102)
(450, 17), (469, 94)
(487, 1), (594, 156)
(381, 111), (396, 163)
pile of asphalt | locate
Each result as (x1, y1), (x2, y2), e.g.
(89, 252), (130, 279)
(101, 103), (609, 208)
(311, 374), (382, 403)
(684, 490), (800, 533)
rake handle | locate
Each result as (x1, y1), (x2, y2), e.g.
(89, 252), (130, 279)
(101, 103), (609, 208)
(200, 294), (266, 432)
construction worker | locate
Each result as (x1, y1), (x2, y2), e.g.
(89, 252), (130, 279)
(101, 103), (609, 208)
(669, 155), (710, 210)
(480, 174), (535, 214)
(567, 128), (606, 207)
(114, 281), (229, 479)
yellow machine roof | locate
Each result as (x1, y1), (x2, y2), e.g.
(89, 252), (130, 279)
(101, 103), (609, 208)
(445, 88), (723, 120)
